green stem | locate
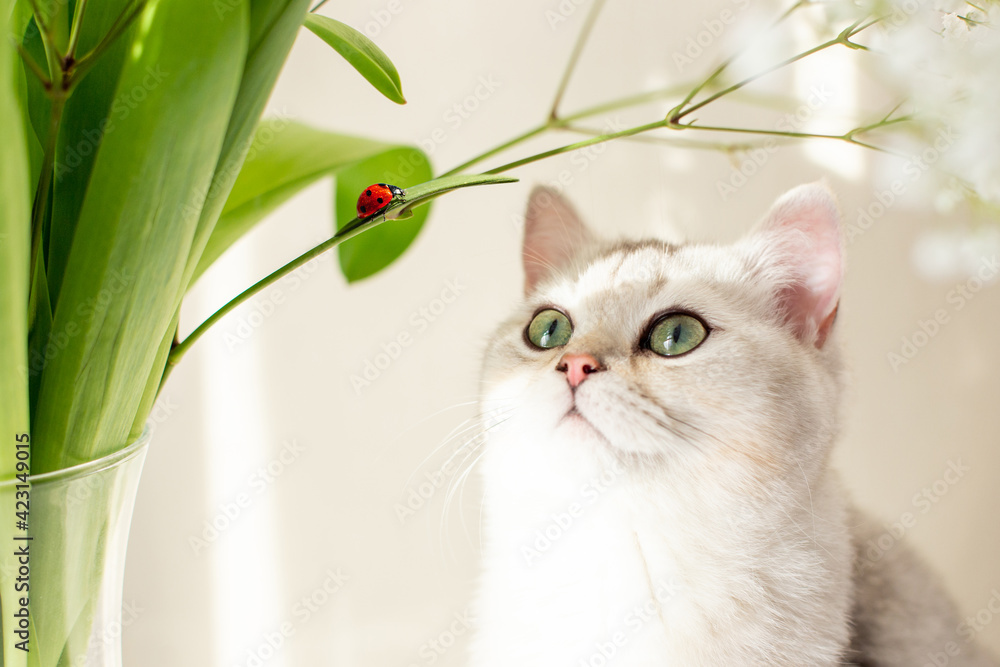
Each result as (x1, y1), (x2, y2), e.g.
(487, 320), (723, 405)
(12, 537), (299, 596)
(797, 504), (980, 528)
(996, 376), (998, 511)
(669, 19), (872, 126)
(559, 84), (690, 124)
(71, 0), (146, 83)
(167, 7), (902, 375)
(484, 119), (668, 174)
(166, 213), (398, 372)
(666, 122), (889, 153)
(440, 124), (550, 178)
(560, 124), (768, 152)
(440, 83), (698, 177)
(28, 89), (68, 286)
(12, 38), (52, 85)
(65, 0), (91, 59)
(670, 0), (810, 121)
(28, 0), (65, 82)
(548, 0), (607, 120)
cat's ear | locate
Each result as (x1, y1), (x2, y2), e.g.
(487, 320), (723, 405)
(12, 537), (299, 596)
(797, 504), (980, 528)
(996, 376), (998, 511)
(522, 187), (594, 295)
(749, 182), (843, 348)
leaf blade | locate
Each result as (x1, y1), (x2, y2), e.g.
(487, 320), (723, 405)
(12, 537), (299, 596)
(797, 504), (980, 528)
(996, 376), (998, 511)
(333, 147), (432, 282)
(31, 0), (251, 472)
(192, 120), (418, 283)
(177, 0), (310, 292)
(1, 1), (33, 665)
(303, 14), (405, 104)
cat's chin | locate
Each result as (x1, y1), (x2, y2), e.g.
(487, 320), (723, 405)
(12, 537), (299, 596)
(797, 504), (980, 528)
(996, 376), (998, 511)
(557, 407), (613, 447)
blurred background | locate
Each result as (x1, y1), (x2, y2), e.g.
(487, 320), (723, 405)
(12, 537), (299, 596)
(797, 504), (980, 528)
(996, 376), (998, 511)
(122, 0), (1000, 664)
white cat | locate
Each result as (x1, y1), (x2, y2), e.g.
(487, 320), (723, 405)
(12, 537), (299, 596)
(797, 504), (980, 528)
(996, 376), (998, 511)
(469, 184), (997, 666)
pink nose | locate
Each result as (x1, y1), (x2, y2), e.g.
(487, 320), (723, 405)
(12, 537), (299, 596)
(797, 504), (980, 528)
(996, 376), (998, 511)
(556, 353), (602, 388)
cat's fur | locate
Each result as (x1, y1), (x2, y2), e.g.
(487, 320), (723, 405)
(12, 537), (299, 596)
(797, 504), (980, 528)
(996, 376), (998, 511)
(470, 184), (997, 666)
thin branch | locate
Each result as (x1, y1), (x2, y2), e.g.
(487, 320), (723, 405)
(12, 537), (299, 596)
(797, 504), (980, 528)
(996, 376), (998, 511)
(439, 125), (549, 178)
(12, 38), (51, 86)
(71, 0), (147, 82)
(670, 0), (811, 121)
(484, 119), (669, 174)
(167, 212), (401, 369)
(28, 93), (68, 286)
(664, 121), (910, 159)
(669, 24), (862, 127)
(440, 82), (696, 177)
(26, 0), (50, 37)
(27, 0), (66, 84)
(548, 0), (607, 121)
(310, 0), (331, 12)
(66, 0), (91, 59)
(559, 124), (769, 152)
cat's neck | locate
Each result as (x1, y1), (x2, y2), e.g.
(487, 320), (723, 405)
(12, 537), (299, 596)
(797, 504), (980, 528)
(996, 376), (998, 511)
(475, 430), (854, 666)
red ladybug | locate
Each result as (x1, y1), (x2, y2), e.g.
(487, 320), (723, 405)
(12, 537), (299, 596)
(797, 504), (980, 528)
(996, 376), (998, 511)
(356, 183), (404, 219)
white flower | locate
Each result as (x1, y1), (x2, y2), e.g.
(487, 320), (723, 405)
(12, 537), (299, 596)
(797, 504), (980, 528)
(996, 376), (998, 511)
(874, 0), (1000, 204)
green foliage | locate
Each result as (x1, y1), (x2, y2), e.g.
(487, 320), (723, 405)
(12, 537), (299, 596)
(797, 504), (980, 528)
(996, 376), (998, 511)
(0, 0), (32, 663)
(334, 147), (432, 281)
(304, 14), (406, 104)
(193, 120), (423, 282)
(31, 0), (251, 474)
(4, 0), (519, 654)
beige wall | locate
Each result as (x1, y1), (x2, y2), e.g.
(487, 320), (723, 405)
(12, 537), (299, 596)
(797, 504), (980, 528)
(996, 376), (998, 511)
(123, 1), (1000, 665)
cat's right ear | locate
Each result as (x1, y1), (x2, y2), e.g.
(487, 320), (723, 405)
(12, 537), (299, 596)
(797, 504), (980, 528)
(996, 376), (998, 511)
(522, 187), (594, 295)
(746, 182), (843, 348)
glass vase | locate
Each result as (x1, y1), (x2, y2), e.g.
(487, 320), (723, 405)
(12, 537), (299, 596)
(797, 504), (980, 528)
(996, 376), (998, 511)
(1, 427), (150, 667)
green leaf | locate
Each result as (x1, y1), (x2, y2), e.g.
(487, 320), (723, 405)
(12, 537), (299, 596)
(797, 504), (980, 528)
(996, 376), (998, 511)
(333, 173), (517, 281)
(177, 0), (310, 294)
(192, 120), (427, 283)
(31, 0), (251, 473)
(303, 14), (405, 104)
(47, 0), (137, 307)
(334, 147), (432, 282)
(0, 0), (30, 480)
(27, 233), (51, 418)
(0, 2), (32, 666)
(387, 173), (520, 217)
(129, 309), (177, 441)
(334, 172), (518, 281)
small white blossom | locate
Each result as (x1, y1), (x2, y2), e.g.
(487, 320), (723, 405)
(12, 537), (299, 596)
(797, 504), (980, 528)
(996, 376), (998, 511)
(874, 0), (1000, 205)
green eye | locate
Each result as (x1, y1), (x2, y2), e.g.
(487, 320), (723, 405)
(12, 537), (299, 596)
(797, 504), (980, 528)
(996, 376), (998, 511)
(647, 313), (707, 357)
(526, 309), (573, 349)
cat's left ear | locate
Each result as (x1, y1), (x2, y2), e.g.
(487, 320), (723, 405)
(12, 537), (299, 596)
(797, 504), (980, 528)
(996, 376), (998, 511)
(522, 187), (595, 295)
(749, 182), (843, 348)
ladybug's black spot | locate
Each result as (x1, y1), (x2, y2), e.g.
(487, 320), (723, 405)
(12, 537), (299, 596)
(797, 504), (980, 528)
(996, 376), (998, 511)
(377, 197), (384, 203)
(366, 189), (372, 196)
(359, 205), (367, 213)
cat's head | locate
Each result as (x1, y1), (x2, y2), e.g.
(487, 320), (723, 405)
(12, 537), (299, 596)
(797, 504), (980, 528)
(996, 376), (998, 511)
(480, 183), (845, 491)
